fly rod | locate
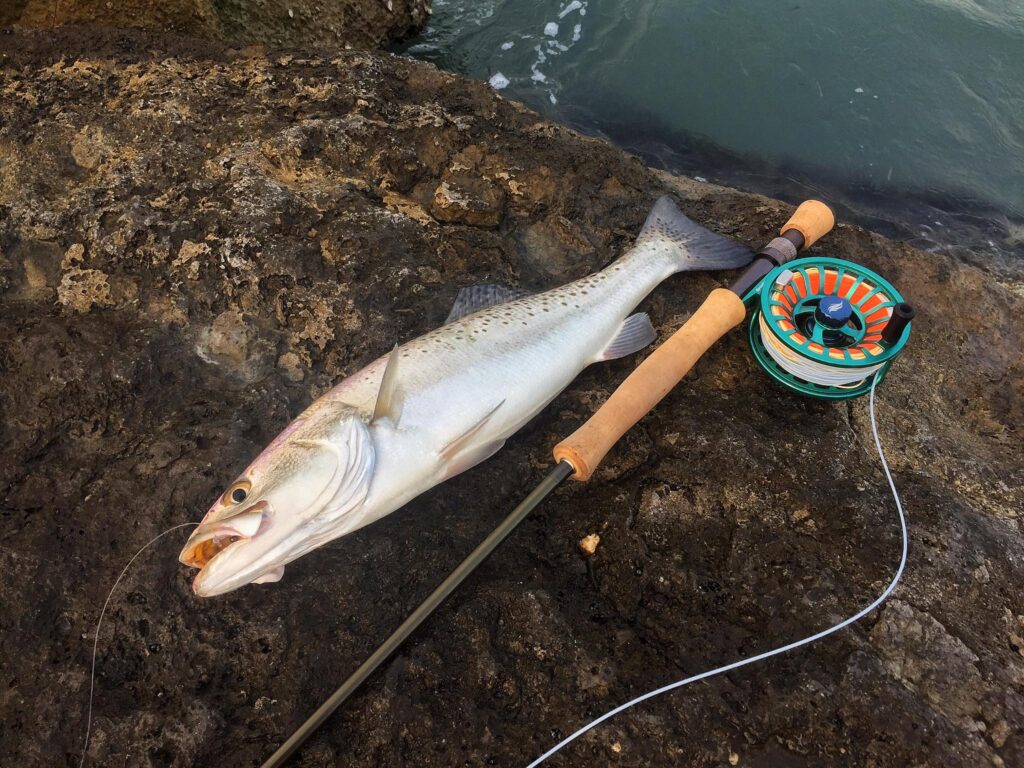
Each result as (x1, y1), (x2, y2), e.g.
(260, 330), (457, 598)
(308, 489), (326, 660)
(260, 199), (836, 768)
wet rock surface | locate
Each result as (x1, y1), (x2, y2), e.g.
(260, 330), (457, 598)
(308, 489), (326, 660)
(1, 27), (1022, 768)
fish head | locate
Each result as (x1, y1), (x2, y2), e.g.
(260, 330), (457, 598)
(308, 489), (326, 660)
(179, 406), (375, 597)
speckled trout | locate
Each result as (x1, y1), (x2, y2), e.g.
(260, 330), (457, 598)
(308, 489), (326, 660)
(179, 197), (751, 596)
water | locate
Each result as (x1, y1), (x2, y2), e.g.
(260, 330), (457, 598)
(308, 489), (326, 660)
(401, 0), (1024, 264)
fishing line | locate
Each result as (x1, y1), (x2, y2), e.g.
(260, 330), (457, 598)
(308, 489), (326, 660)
(527, 377), (907, 766)
(758, 313), (885, 388)
(78, 521), (199, 768)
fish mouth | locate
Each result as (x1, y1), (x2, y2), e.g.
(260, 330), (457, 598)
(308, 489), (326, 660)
(179, 502), (270, 572)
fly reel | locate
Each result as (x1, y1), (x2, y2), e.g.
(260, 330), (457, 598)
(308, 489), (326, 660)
(745, 257), (914, 400)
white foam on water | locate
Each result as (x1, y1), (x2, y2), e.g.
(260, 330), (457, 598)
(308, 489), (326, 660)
(486, 4), (587, 111)
(559, 0), (583, 18)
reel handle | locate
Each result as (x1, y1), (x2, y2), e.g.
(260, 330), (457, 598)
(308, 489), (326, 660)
(781, 200), (835, 250)
(553, 288), (746, 481)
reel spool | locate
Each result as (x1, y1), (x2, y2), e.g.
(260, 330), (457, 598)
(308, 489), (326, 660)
(745, 257), (914, 400)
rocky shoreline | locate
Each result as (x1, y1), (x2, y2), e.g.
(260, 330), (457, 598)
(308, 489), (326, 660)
(3, 0), (430, 51)
(1, 23), (1021, 768)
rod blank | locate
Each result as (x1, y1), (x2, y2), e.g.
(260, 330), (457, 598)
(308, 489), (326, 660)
(261, 461), (574, 768)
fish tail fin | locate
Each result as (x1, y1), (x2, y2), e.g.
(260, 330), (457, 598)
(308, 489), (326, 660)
(636, 196), (753, 272)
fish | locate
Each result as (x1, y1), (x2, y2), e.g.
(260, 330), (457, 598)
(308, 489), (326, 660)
(178, 197), (752, 596)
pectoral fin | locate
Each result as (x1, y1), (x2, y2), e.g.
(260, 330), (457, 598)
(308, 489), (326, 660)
(253, 566), (285, 584)
(372, 345), (403, 425)
(596, 312), (657, 362)
(441, 439), (506, 480)
(439, 399), (506, 464)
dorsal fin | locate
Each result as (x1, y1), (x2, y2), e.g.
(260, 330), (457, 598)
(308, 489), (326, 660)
(372, 345), (403, 424)
(445, 284), (531, 323)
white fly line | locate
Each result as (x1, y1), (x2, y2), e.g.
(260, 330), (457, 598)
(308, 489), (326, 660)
(527, 377), (907, 766)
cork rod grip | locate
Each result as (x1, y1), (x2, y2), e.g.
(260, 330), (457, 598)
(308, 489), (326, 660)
(553, 288), (746, 481)
(781, 200), (835, 249)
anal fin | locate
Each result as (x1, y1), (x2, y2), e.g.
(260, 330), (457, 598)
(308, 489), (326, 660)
(597, 312), (657, 362)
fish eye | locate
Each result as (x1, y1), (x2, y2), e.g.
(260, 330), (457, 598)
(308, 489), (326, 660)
(223, 480), (252, 506)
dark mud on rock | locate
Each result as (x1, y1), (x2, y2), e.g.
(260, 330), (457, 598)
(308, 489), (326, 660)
(0, 28), (1022, 768)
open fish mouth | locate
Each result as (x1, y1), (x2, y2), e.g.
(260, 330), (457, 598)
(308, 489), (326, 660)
(179, 502), (270, 571)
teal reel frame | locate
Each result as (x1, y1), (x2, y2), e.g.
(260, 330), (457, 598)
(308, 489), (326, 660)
(743, 257), (912, 400)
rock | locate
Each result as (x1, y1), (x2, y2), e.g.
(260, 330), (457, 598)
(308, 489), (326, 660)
(61, 243), (86, 270)
(520, 216), (597, 279)
(431, 176), (505, 228)
(22, 255), (50, 291)
(57, 267), (114, 312)
(70, 125), (108, 169)
(870, 600), (986, 728)
(171, 240), (209, 280)
(195, 309), (274, 382)
(276, 350), (306, 382)
(1, 26), (1022, 768)
(579, 533), (600, 556)
(10, 0), (430, 50)
(990, 719), (1010, 749)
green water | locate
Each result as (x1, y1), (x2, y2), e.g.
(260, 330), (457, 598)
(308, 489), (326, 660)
(403, 0), (1024, 254)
